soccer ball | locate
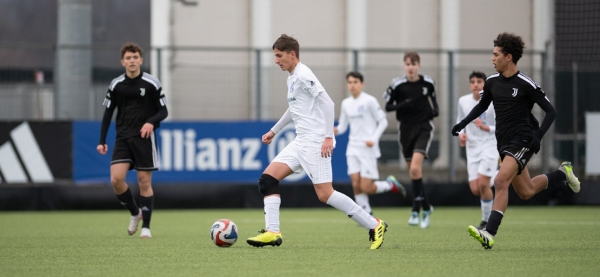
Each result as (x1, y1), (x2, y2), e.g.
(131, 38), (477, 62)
(210, 219), (238, 247)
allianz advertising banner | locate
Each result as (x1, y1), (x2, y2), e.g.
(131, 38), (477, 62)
(73, 121), (350, 184)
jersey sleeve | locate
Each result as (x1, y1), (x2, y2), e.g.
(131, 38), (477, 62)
(335, 101), (349, 135)
(99, 89), (116, 145)
(526, 84), (556, 139)
(369, 98), (388, 141)
(146, 87), (169, 126)
(301, 77), (324, 98)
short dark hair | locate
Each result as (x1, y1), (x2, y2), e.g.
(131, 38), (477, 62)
(346, 71), (364, 82)
(404, 51), (420, 64)
(273, 34), (300, 58)
(493, 32), (525, 64)
(469, 71), (487, 81)
(120, 42), (143, 58)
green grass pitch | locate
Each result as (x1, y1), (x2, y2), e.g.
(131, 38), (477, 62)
(0, 207), (599, 277)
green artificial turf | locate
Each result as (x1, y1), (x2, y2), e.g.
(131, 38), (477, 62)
(0, 207), (598, 277)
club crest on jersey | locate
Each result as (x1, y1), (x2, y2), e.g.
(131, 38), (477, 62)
(512, 88), (518, 97)
(422, 87), (428, 95)
(289, 82), (295, 92)
(357, 105), (364, 113)
(140, 88), (146, 96)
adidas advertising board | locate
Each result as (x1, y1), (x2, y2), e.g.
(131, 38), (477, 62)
(0, 122), (72, 184)
(73, 121), (350, 184)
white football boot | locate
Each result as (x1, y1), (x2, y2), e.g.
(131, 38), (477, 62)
(140, 228), (152, 239)
(128, 209), (142, 235)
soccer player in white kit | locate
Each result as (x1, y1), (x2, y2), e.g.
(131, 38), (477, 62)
(456, 71), (498, 230)
(246, 34), (388, 250)
(334, 71), (406, 216)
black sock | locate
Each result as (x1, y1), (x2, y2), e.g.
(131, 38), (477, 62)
(418, 179), (431, 211)
(411, 179), (423, 212)
(486, 210), (504, 236)
(116, 188), (139, 216)
(545, 170), (567, 188)
(140, 196), (154, 229)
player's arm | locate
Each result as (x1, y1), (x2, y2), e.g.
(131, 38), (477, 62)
(456, 98), (467, 146)
(452, 86), (493, 135)
(528, 86), (556, 153)
(141, 88), (168, 138)
(477, 104), (496, 133)
(316, 90), (335, 157)
(263, 108), (292, 144)
(146, 88), (169, 126)
(428, 85), (440, 117)
(335, 102), (349, 136)
(369, 100), (388, 143)
(384, 87), (413, 112)
(98, 90), (117, 154)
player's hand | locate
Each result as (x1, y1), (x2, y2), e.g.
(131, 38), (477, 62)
(262, 130), (275, 144)
(474, 118), (483, 128)
(529, 135), (541, 154)
(140, 123), (154, 138)
(333, 127), (338, 136)
(321, 137), (334, 158)
(365, 140), (374, 147)
(97, 144), (108, 155)
(459, 133), (467, 147)
(451, 121), (467, 136)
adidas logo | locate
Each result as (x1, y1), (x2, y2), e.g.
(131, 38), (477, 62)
(141, 206), (150, 211)
(0, 122), (54, 183)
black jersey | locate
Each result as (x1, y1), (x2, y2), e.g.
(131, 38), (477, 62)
(384, 75), (439, 124)
(99, 72), (168, 144)
(462, 71), (556, 148)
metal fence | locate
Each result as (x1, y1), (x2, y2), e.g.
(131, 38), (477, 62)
(3, 44), (596, 178)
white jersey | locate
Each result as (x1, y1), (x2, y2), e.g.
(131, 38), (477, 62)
(285, 62), (333, 146)
(457, 93), (498, 160)
(336, 92), (387, 158)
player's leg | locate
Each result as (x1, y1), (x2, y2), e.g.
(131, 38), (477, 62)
(467, 155), (518, 249)
(409, 152), (432, 228)
(110, 139), (141, 235)
(347, 156), (371, 214)
(476, 158), (495, 230)
(308, 146), (386, 249)
(247, 143), (296, 247)
(358, 156), (405, 197)
(137, 170), (153, 238)
(130, 134), (160, 238)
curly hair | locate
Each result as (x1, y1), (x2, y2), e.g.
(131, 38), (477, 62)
(493, 32), (525, 64)
(273, 34), (300, 58)
(120, 42), (143, 59)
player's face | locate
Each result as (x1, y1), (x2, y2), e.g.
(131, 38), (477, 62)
(274, 49), (295, 72)
(469, 77), (485, 94)
(121, 51), (143, 74)
(346, 76), (364, 97)
(492, 46), (508, 73)
(403, 58), (420, 79)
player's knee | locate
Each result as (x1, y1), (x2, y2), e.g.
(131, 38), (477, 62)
(258, 174), (280, 196)
(515, 189), (534, 200)
(409, 167), (421, 178)
(110, 175), (125, 187)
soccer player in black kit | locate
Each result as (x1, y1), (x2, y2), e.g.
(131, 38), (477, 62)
(452, 33), (580, 249)
(97, 43), (168, 239)
(384, 51), (439, 229)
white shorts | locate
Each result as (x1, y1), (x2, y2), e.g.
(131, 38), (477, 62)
(272, 140), (332, 184)
(467, 157), (499, 181)
(346, 155), (379, 180)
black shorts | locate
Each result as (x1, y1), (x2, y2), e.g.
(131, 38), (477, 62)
(398, 121), (434, 162)
(499, 143), (533, 175)
(111, 133), (159, 171)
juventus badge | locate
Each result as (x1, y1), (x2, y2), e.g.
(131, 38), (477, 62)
(512, 88), (518, 97)
(422, 87), (428, 95)
(140, 88), (146, 96)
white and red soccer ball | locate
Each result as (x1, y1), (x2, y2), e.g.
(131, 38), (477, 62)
(210, 219), (238, 247)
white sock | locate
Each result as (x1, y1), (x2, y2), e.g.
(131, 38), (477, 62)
(354, 193), (372, 214)
(481, 198), (493, 222)
(374, 180), (392, 194)
(327, 191), (378, 229)
(264, 196), (281, 233)
(490, 170), (498, 188)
